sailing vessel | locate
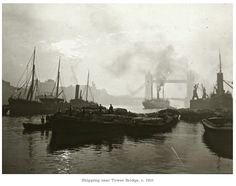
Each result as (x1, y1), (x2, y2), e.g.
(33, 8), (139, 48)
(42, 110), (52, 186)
(37, 57), (69, 113)
(8, 47), (42, 115)
(8, 48), (69, 116)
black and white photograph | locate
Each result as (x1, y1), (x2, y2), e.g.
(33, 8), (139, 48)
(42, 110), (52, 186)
(1, 1), (234, 180)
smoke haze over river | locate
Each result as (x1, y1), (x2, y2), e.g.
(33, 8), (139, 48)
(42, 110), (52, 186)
(3, 4), (232, 99)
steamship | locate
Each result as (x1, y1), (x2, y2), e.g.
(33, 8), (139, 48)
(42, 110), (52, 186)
(8, 48), (69, 116)
(142, 72), (170, 109)
(142, 99), (170, 109)
(190, 51), (233, 110)
(70, 71), (98, 109)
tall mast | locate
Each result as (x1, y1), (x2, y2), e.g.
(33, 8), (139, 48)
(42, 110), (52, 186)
(26, 47), (36, 101)
(85, 71), (89, 101)
(217, 49), (224, 95)
(219, 49), (222, 73)
(56, 57), (61, 98)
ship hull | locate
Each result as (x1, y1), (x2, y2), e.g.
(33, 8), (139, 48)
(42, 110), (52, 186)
(8, 98), (43, 116)
(70, 99), (98, 109)
(8, 98), (69, 116)
(49, 110), (179, 150)
(190, 94), (232, 111)
(142, 99), (170, 109)
(23, 122), (51, 131)
(40, 98), (69, 113)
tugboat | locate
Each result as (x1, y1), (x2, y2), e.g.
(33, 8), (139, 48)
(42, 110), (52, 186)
(190, 51), (233, 111)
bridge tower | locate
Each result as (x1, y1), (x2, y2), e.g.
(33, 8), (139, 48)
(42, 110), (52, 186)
(185, 70), (195, 107)
(145, 72), (153, 100)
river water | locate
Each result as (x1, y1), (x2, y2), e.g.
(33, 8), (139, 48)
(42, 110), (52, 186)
(2, 106), (233, 174)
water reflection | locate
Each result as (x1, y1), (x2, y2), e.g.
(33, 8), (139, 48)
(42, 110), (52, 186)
(48, 131), (126, 153)
(48, 119), (178, 152)
(202, 131), (233, 159)
(54, 150), (72, 173)
(126, 132), (167, 143)
(48, 127), (170, 153)
(27, 136), (34, 158)
(23, 129), (50, 140)
(3, 116), (233, 174)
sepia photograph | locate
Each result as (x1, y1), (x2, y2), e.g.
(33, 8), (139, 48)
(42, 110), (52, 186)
(1, 2), (233, 177)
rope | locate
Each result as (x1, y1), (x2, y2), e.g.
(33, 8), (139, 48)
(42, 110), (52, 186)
(81, 86), (86, 99)
(89, 86), (94, 102)
(59, 73), (67, 101)
(16, 52), (33, 88)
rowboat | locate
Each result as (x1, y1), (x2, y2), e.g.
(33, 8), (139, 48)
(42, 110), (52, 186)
(202, 117), (232, 134)
(23, 123), (51, 131)
(201, 117), (232, 159)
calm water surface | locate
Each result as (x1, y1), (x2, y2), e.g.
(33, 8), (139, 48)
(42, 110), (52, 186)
(2, 106), (233, 174)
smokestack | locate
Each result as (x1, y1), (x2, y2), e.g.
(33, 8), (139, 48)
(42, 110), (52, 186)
(75, 85), (80, 99)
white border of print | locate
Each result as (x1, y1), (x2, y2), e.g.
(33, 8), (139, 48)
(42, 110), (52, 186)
(0, 1), (235, 186)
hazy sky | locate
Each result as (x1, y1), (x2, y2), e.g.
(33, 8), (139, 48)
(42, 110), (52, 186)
(2, 4), (233, 96)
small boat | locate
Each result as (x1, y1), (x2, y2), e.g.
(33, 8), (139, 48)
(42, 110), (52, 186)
(23, 122), (51, 131)
(202, 117), (232, 159)
(9, 48), (69, 116)
(2, 105), (10, 116)
(202, 117), (232, 134)
(130, 110), (179, 132)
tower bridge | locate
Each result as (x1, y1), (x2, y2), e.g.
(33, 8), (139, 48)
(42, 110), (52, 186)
(145, 71), (194, 108)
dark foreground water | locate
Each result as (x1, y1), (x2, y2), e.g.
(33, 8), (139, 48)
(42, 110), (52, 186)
(2, 107), (233, 174)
